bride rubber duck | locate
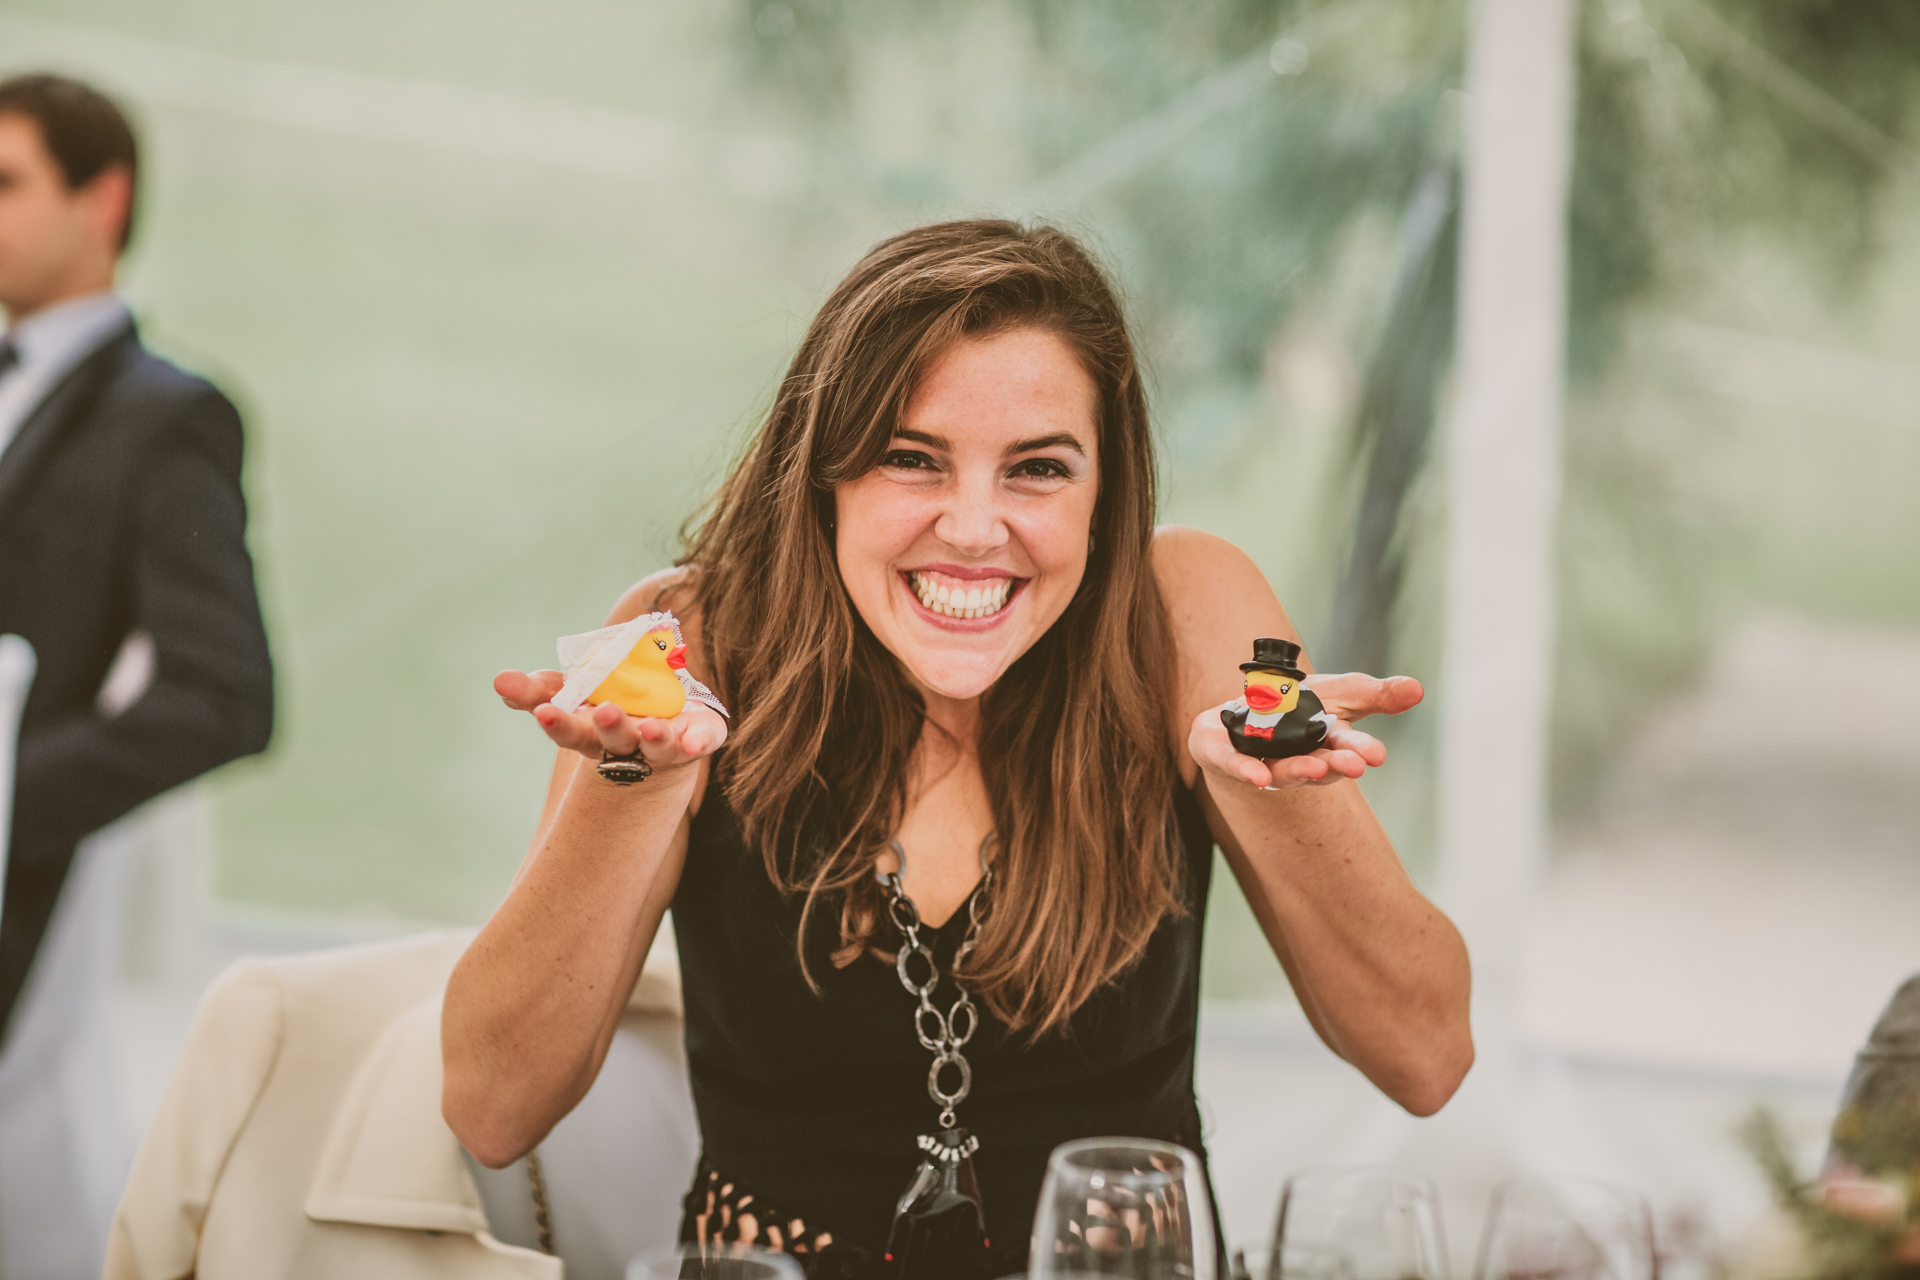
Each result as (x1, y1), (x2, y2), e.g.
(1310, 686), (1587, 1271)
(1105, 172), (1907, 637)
(549, 610), (727, 722)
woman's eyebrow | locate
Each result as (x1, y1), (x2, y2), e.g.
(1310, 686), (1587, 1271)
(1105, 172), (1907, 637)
(1006, 432), (1087, 457)
(893, 428), (951, 450)
(891, 428), (1087, 456)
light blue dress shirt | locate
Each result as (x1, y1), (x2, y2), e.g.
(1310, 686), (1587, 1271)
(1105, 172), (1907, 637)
(0, 291), (132, 458)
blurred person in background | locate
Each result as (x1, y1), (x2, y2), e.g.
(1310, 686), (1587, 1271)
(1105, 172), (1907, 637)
(0, 73), (273, 1043)
(447, 222), (1471, 1277)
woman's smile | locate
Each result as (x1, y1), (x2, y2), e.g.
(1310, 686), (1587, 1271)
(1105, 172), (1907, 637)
(902, 568), (1027, 626)
(834, 326), (1100, 702)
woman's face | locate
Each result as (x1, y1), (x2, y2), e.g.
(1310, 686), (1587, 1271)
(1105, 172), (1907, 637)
(835, 326), (1101, 703)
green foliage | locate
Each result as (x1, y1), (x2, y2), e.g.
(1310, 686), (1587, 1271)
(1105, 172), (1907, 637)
(1548, 384), (1731, 810)
(1548, 0), (1920, 810)
(728, 0), (1461, 390)
(1579, 0), (1920, 321)
(1687, 0), (1920, 274)
(1568, 11), (1662, 384)
(1739, 1107), (1920, 1280)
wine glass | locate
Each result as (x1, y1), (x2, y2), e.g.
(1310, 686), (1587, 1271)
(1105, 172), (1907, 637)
(626, 1243), (806, 1280)
(1273, 1167), (1447, 1280)
(1230, 1244), (1354, 1280)
(1030, 1137), (1219, 1280)
(1471, 1176), (1655, 1280)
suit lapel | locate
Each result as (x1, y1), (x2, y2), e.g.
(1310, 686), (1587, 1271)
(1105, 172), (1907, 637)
(0, 322), (137, 523)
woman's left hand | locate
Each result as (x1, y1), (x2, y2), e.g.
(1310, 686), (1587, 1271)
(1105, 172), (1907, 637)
(1189, 673), (1425, 792)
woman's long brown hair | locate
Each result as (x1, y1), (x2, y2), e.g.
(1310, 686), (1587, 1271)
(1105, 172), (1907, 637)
(676, 220), (1183, 1037)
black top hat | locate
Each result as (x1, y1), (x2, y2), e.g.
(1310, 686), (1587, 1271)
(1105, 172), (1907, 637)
(1240, 637), (1305, 677)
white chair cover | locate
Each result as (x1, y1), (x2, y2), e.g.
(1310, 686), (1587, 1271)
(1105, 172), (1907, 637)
(0, 633), (138, 1280)
(0, 634), (33, 921)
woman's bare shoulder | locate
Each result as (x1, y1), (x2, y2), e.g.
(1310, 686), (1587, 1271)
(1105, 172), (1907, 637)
(605, 566), (700, 623)
(605, 565), (704, 650)
(1152, 525), (1257, 607)
(1150, 526), (1308, 732)
(1150, 526), (1297, 643)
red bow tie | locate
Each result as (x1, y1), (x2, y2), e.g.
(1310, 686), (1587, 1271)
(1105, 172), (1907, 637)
(1243, 724), (1275, 739)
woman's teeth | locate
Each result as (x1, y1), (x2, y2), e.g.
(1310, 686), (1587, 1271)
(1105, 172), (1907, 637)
(908, 571), (1014, 620)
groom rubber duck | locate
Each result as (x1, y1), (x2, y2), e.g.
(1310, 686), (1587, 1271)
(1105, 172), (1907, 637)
(1221, 637), (1336, 760)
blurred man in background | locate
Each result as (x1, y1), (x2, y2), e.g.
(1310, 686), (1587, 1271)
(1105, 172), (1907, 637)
(0, 74), (273, 1042)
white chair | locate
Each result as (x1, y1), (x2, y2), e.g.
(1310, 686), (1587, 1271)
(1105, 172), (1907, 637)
(0, 632), (142, 1280)
(105, 929), (696, 1279)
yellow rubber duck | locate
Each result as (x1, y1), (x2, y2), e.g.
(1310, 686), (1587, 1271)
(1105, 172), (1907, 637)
(587, 625), (689, 719)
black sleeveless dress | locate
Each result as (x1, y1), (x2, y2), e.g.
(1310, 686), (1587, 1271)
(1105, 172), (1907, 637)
(670, 771), (1217, 1272)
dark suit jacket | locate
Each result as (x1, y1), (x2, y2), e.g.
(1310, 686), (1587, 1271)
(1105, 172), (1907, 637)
(0, 321), (273, 1039)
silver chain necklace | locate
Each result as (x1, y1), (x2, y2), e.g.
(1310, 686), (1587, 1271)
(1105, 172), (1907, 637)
(878, 832), (994, 1133)
(877, 834), (997, 1272)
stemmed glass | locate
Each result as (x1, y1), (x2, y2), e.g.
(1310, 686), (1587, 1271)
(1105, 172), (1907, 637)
(1471, 1176), (1656, 1280)
(1229, 1244), (1353, 1280)
(1273, 1167), (1447, 1280)
(1029, 1137), (1218, 1280)
(627, 1244), (806, 1280)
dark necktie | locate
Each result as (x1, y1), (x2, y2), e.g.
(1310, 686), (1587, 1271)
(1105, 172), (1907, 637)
(0, 337), (18, 379)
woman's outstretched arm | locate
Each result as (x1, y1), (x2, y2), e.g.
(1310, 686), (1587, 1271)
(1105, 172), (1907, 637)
(442, 571), (722, 1167)
(1154, 526), (1473, 1116)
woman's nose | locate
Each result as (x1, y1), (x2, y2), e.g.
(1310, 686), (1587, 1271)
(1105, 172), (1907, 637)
(933, 479), (1008, 555)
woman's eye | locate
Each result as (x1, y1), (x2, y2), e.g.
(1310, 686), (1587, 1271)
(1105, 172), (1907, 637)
(1011, 458), (1071, 480)
(882, 450), (936, 471)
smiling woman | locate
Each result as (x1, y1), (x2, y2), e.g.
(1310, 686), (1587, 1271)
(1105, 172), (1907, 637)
(680, 229), (1181, 1042)
(444, 220), (1472, 1279)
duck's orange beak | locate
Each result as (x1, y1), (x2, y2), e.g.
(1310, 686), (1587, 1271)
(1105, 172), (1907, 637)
(668, 644), (688, 670)
(1244, 683), (1284, 712)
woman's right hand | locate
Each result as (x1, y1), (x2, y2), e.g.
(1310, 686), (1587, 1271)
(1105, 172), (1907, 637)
(493, 669), (728, 772)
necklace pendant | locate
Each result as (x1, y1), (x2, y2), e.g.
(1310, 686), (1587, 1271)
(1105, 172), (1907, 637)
(884, 1127), (989, 1278)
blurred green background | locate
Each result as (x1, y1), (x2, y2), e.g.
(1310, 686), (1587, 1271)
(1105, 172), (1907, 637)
(4, 0), (1917, 999)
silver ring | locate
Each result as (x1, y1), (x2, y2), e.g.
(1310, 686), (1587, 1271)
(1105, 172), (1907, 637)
(596, 750), (651, 785)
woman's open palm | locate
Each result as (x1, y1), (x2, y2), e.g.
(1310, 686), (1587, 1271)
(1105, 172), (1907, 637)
(1190, 673), (1424, 792)
(494, 668), (728, 771)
